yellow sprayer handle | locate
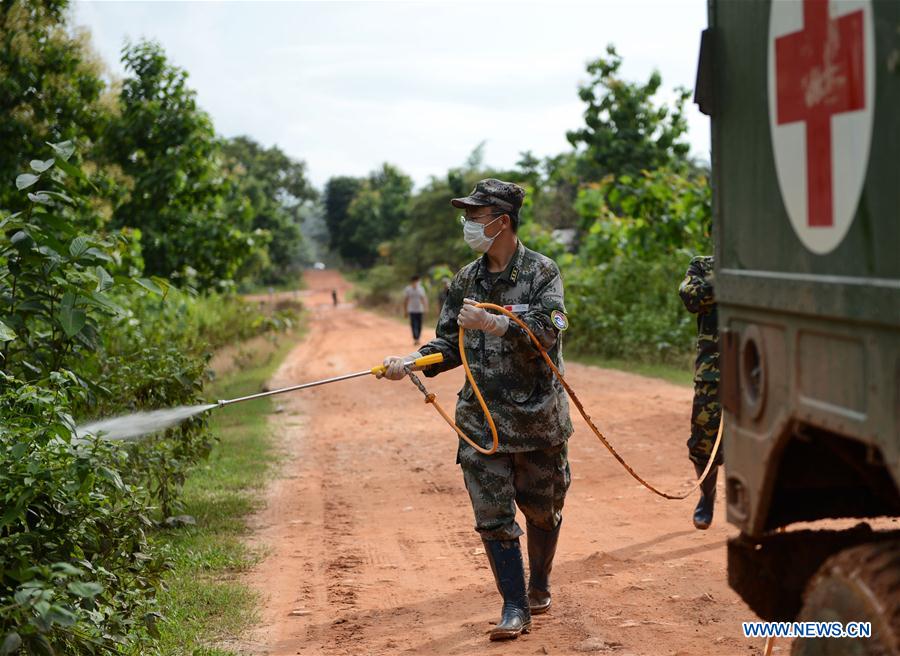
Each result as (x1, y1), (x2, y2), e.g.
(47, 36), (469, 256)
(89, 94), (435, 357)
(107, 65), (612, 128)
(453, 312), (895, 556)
(370, 352), (444, 376)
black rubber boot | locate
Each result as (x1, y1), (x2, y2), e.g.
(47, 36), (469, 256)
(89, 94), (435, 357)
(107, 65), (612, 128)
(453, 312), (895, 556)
(483, 538), (532, 641)
(526, 519), (561, 614)
(693, 462), (718, 530)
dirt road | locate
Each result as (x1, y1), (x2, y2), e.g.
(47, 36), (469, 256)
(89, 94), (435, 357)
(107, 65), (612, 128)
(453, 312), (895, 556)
(241, 270), (765, 656)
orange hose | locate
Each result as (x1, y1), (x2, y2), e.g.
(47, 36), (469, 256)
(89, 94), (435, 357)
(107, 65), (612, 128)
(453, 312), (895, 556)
(424, 303), (723, 499)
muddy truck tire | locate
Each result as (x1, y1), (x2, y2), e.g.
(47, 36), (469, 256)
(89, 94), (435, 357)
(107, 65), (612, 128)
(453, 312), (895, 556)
(792, 541), (900, 656)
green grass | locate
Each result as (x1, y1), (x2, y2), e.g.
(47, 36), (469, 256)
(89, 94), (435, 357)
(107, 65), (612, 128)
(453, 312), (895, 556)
(148, 328), (303, 655)
(566, 351), (694, 387)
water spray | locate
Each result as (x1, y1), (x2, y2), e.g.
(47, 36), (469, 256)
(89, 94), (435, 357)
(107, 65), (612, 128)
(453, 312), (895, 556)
(74, 353), (445, 442)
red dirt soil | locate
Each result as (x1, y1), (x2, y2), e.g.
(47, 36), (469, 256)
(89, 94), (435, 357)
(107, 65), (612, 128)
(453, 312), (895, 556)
(238, 270), (771, 656)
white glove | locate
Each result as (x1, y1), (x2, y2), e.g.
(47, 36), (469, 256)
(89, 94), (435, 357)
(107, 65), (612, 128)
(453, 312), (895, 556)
(377, 351), (423, 380)
(457, 298), (509, 337)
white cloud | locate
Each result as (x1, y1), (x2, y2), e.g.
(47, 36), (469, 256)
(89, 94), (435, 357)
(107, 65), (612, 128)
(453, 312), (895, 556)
(73, 0), (710, 188)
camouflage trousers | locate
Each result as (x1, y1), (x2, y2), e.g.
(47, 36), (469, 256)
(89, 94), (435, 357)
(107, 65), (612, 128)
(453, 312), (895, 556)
(688, 381), (723, 467)
(457, 441), (571, 541)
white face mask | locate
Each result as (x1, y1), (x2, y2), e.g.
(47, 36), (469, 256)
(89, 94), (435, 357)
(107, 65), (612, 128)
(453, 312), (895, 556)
(463, 216), (504, 253)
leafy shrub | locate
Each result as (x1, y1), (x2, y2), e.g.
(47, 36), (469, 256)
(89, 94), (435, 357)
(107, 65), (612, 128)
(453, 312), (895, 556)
(563, 166), (711, 364)
(0, 143), (301, 653)
(350, 264), (408, 308)
(565, 257), (696, 365)
(0, 374), (165, 655)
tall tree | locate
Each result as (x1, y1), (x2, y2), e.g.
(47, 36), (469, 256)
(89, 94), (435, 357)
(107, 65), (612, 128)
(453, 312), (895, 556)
(106, 40), (258, 288)
(322, 165), (412, 268)
(0, 0), (110, 211)
(323, 175), (363, 261)
(345, 164), (412, 268)
(223, 136), (316, 282)
(566, 44), (691, 181)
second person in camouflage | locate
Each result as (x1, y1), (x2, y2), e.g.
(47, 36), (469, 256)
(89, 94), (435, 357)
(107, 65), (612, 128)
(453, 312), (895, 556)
(679, 255), (722, 530)
(378, 179), (573, 641)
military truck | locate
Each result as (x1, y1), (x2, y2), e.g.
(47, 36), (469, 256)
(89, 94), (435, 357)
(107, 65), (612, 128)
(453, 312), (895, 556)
(696, 0), (900, 653)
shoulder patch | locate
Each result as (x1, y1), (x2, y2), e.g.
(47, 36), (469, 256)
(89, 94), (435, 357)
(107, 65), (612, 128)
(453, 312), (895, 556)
(550, 310), (569, 331)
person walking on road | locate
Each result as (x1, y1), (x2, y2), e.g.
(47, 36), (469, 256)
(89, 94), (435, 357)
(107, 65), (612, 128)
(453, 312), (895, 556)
(679, 255), (722, 530)
(403, 275), (428, 346)
(378, 179), (572, 642)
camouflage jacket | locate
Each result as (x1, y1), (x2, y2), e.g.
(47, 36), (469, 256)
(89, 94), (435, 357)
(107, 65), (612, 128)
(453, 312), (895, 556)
(418, 240), (573, 453)
(679, 255), (719, 384)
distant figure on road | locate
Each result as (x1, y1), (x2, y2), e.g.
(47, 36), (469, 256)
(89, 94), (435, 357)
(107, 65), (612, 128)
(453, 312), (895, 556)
(403, 275), (428, 345)
(679, 255), (722, 530)
(331, 289), (338, 307)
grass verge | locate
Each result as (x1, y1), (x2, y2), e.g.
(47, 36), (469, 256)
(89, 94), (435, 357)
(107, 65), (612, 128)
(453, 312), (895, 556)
(149, 328), (303, 655)
(566, 351), (694, 387)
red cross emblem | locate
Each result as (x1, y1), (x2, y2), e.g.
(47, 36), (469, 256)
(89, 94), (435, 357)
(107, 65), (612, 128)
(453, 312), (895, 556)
(768, 0), (874, 254)
(774, 0), (865, 228)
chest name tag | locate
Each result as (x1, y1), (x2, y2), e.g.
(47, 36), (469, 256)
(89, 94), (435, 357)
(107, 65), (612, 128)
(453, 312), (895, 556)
(503, 304), (530, 314)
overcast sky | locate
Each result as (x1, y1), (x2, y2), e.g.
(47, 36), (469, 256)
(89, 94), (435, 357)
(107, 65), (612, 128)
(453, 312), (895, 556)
(73, 1), (710, 189)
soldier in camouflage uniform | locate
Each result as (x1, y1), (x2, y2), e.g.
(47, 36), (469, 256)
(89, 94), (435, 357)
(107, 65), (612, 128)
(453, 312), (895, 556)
(379, 179), (572, 641)
(679, 255), (722, 530)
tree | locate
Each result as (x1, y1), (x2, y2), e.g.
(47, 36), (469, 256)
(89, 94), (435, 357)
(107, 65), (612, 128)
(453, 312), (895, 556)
(323, 175), (363, 261)
(345, 164), (412, 267)
(566, 45), (691, 181)
(223, 136), (316, 282)
(0, 0), (110, 212)
(323, 165), (412, 268)
(106, 40), (259, 289)
(391, 177), (471, 276)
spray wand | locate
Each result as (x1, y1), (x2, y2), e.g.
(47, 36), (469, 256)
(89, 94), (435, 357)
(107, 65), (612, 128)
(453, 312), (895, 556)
(216, 352), (444, 406)
(74, 353), (444, 442)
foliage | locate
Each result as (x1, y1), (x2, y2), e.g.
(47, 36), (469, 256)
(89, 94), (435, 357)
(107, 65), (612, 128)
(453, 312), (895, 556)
(2, 3), (315, 290)
(564, 166), (711, 364)
(566, 44), (691, 181)
(0, 144), (302, 654)
(222, 136), (317, 283)
(565, 257), (696, 365)
(324, 165), (412, 268)
(575, 167), (712, 263)
(529, 152), (582, 229)
(0, 147), (170, 652)
(322, 176), (363, 263)
(0, 0), (110, 213)
(389, 176), (472, 278)
(105, 41), (263, 290)
(349, 264), (408, 308)
(77, 290), (300, 516)
(0, 374), (165, 655)
(0, 141), (136, 384)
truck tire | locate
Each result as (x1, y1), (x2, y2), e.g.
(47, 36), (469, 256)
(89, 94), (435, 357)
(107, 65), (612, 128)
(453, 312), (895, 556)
(792, 541), (900, 656)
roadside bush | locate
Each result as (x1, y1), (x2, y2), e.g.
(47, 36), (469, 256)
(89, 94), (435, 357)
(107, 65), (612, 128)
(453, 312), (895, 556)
(0, 374), (165, 655)
(563, 167), (711, 364)
(565, 257), (695, 365)
(350, 264), (407, 308)
(0, 143), (300, 653)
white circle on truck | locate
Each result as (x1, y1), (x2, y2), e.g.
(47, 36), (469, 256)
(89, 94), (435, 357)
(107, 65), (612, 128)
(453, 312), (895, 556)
(767, 0), (874, 255)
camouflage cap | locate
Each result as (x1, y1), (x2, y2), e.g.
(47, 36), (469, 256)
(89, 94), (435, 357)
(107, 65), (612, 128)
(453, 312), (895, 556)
(451, 178), (526, 213)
